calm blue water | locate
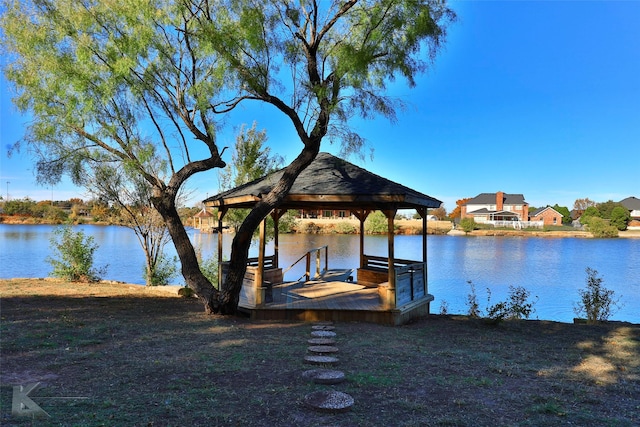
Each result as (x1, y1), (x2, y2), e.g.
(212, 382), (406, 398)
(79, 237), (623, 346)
(1, 224), (638, 324)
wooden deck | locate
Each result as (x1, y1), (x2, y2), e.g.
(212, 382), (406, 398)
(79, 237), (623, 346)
(238, 276), (434, 325)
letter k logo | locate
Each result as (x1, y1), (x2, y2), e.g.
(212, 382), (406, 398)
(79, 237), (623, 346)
(12, 382), (50, 418)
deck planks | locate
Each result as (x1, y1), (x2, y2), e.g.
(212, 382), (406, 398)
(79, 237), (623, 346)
(240, 278), (433, 325)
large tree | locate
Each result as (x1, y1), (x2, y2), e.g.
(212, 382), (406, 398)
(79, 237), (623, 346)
(2, 0), (455, 314)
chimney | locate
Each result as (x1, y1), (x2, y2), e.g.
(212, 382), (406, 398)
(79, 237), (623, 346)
(496, 191), (504, 211)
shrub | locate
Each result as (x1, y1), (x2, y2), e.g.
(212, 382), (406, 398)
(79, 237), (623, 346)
(610, 206), (630, 231)
(574, 267), (622, 324)
(200, 256), (219, 290)
(278, 210), (298, 233)
(459, 217), (476, 233)
(365, 211), (389, 234)
(466, 280), (481, 317)
(143, 253), (178, 286)
(439, 300), (449, 315)
(486, 285), (537, 324)
(580, 206), (601, 225)
(334, 221), (357, 234)
(587, 217), (618, 238)
(304, 221), (322, 234)
(47, 225), (107, 282)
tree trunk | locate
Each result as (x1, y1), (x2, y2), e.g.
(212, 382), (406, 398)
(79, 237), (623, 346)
(154, 192), (219, 313)
(218, 145), (320, 314)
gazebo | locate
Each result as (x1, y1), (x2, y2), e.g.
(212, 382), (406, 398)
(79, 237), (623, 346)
(192, 207), (215, 233)
(203, 152), (442, 325)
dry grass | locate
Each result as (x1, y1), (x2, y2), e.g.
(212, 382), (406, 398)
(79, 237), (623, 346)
(1, 279), (638, 426)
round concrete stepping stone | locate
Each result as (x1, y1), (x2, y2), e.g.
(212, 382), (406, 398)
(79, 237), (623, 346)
(308, 338), (336, 346)
(304, 390), (354, 413)
(312, 325), (336, 331)
(310, 330), (336, 338)
(308, 345), (339, 354)
(304, 355), (339, 366)
(302, 369), (346, 385)
(313, 321), (334, 326)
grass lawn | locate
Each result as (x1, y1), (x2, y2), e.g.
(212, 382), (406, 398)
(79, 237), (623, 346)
(1, 279), (638, 426)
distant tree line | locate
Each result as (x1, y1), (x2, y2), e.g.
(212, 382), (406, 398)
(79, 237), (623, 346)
(0, 197), (197, 226)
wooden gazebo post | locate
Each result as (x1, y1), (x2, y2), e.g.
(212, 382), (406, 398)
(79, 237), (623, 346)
(351, 209), (370, 269)
(383, 209), (397, 291)
(416, 207), (428, 294)
(217, 207), (227, 289)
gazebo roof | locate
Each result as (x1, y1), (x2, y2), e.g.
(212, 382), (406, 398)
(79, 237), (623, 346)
(194, 207), (213, 218)
(203, 152), (441, 211)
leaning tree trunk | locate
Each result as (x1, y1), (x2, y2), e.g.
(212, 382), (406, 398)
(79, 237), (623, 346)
(218, 145), (321, 314)
(154, 192), (219, 313)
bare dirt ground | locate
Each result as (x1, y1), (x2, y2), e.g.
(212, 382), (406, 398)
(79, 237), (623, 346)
(1, 279), (638, 426)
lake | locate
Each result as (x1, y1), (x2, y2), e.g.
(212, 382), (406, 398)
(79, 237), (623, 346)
(1, 224), (638, 324)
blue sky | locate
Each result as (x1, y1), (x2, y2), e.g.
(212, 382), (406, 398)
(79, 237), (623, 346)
(1, 1), (639, 212)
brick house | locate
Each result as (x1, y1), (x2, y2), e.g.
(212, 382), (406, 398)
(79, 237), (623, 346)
(529, 206), (564, 226)
(461, 191), (529, 223)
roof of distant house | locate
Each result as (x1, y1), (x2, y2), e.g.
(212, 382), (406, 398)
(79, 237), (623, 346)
(620, 196), (640, 210)
(464, 193), (526, 205)
(531, 206), (563, 217)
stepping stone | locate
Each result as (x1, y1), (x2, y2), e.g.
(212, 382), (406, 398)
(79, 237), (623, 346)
(308, 338), (336, 346)
(308, 345), (339, 354)
(304, 390), (354, 413)
(310, 330), (336, 338)
(304, 355), (339, 366)
(313, 321), (334, 326)
(302, 369), (346, 385)
(312, 325), (335, 331)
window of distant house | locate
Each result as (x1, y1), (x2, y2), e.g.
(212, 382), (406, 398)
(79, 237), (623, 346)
(553, 217), (557, 224)
(338, 211), (346, 218)
(323, 210), (331, 218)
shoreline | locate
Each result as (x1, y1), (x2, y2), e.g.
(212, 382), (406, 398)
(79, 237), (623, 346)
(2, 216), (640, 238)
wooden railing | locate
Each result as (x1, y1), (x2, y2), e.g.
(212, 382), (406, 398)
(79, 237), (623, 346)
(361, 255), (428, 307)
(282, 245), (329, 282)
(246, 255), (276, 269)
(362, 255), (417, 271)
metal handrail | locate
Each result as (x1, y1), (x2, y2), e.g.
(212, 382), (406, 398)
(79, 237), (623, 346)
(281, 245), (329, 282)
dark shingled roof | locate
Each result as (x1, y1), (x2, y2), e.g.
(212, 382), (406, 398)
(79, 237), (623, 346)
(464, 192), (526, 205)
(203, 152), (441, 210)
(620, 196), (640, 210)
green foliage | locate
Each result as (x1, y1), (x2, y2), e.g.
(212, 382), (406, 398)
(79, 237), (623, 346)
(580, 206), (601, 225)
(199, 256), (219, 290)
(610, 206), (630, 231)
(143, 253), (178, 286)
(277, 210), (298, 234)
(574, 267), (621, 324)
(47, 225), (106, 282)
(486, 286), (537, 324)
(219, 122), (282, 190)
(3, 198), (37, 215)
(365, 211), (393, 234)
(587, 217), (618, 238)
(459, 217), (477, 233)
(334, 222), (358, 234)
(596, 200), (621, 219)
